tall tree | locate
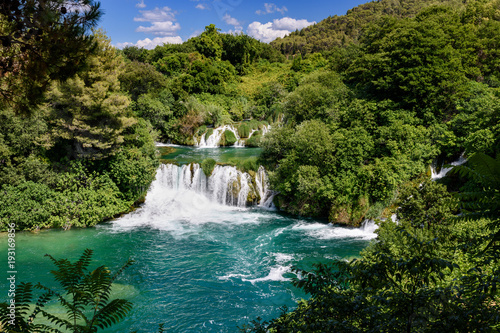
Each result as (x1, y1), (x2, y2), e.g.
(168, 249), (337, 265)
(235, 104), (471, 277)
(194, 24), (223, 60)
(0, 0), (101, 113)
(42, 30), (136, 160)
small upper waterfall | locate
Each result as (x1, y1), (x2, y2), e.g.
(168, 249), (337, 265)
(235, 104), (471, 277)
(431, 154), (467, 180)
(156, 163), (272, 207)
(194, 124), (271, 148)
(195, 125), (243, 148)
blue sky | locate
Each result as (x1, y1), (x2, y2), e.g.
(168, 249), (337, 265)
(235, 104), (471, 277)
(98, 0), (369, 49)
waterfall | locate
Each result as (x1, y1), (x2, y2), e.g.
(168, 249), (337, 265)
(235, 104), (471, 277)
(360, 219), (378, 233)
(431, 154), (467, 180)
(248, 129), (257, 139)
(195, 125), (242, 148)
(156, 163), (270, 207)
(194, 124), (272, 148)
(255, 166), (275, 209)
(261, 125), (271, 136)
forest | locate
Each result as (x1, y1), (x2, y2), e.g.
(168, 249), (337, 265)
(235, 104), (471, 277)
(0, 0), (499, 331)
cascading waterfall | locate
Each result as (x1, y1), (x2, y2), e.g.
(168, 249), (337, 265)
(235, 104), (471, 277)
(194, 124), (272, 147)
(430, 154), (467, 180)
(261, 124), (271, 136)
(195, 125), (242, 148)
(255, 165), (275, 209)
(158, 163), (269, 207)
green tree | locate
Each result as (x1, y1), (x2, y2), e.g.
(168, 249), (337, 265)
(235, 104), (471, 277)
(347, 6), (471, 121)
(119, 61), (167, 101)
(284, 71), (350, 124)
(43, 30), (136, 160)
(194, 24), (223, 60)
(0, 0), (102, 112)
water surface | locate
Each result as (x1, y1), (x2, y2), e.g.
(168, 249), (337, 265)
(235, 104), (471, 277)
(0, 146), (376, 332)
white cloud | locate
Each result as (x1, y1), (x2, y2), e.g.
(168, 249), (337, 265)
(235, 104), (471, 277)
(222, 13), (242, 29)
(116, 36), (183, 50)
(136, 0), (146, 9)
(256, 3), (287, 15)
(272, 17), (314, 31)
(247, 17), (315, 43)
(196, 3), (208, 10)
(189, 30), (203, 38)
(226, 28), (244, 35)
(247, 22), (289, 43)
(136, 21), (181, 36)
(134, 6), (176, 22)
(134, 6), (180, 36)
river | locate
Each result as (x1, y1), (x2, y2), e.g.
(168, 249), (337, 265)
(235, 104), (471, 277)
(0, 146), (377, 332)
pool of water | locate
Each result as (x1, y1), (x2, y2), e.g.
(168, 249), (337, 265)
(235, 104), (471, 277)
(0, 146), (376, 332)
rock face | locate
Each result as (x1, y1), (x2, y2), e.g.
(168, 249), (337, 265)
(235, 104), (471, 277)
(157, 163), (274, 208)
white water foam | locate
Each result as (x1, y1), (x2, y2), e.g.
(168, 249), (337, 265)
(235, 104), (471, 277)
(195, 124), (272, 148)
(195, 125), (242, 148)
(242, 265), (292, 284)
(292, 220), (378, 240)
(431, 154), (467, 180)
(111, 164), (273, 233)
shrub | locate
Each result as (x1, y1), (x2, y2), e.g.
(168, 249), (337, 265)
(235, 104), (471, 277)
(197, 125), (207, 136)
(246, 131), (262, 147)
(238, 124), (251, 138)
(201, 158), (217, 177)
(222, 130), (238, 146)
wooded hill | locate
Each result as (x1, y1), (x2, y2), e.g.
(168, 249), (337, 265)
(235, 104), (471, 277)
(271, 0), (468, 56)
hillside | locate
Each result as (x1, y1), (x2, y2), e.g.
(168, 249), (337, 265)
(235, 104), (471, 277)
(270, 0), (465, 56)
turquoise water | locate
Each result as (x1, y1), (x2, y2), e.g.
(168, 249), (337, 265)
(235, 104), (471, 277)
(159, 145), (262, 165)
(0, 146), (376, 332)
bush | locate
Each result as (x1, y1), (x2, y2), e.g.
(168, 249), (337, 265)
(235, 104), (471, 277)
(222, 130), (238, 146)
(246, 131), (262, 147)
(237, 157), (259, 173)
(201, 158), (217, 177)
(0, 181), (60, 231)
(197, 125), (207, 136)
(238, 124), (251, 138)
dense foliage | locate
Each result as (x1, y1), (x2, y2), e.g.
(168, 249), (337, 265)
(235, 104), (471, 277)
(0, 23), (158, 231)
(270, 0), (465, 57)
(259, 0), (500, 225)
(0, 0), (102, 112)
(235, 1), (500, 329)
(1, 0), (500, 330)
(241, 155), (500, 332)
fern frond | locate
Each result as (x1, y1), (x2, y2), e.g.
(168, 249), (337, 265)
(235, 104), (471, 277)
(39, 309), (74, 331)
(111, 258), (135, 282)
(92, 299), (133, 329)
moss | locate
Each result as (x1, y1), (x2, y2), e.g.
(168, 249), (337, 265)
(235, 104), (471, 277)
(197, 125), (207, 136)
(222, 130), (237, 146)
(246, 131), (262, 147)
(159, 158), (177, 165)
(246, 188), (259, 206)
(205, 128), (214, 138)
(239, 157), (258, 172)
(247, 119), (260, 130)
(258, 121), (269, 130)
(201, 158), (217, 177)
(238, 124), (250, 138)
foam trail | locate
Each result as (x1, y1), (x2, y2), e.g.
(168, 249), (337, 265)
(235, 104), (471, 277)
(292, 220), (378, 240)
